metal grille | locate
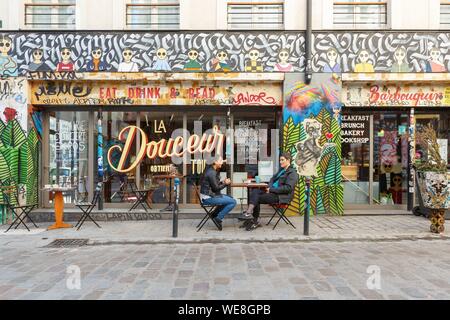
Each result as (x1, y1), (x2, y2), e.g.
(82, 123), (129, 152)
(126, 2), (180, 30)
(45, 239), (89, 248)
(333, 1), (387, 28)
(227, 1), (284, 30)
(25, 1), (76, 29)
(441, 2), (450, 28)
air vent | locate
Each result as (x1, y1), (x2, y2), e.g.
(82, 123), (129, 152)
(45, 239), (89, 248)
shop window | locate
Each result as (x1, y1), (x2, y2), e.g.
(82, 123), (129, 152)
(126, 0), (180, 30)
(48, 111), (89, 205)
(97, 112), (138, 204)
(25, 0), (76, 30)
(227, 0), (284, 30)
(333, 0), (388, 29)
(441, 1), (450, 28)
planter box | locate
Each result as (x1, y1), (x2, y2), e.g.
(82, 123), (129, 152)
(417, 171), (450, 209)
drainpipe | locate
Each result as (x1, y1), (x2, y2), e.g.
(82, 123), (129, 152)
(305, 0), (313, 84)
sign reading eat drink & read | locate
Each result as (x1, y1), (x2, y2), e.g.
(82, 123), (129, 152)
(30, 81), (282, 106)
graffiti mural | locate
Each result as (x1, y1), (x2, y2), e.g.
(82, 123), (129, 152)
(0, 32), (306, 75)
(0, 77), (28, 132)
(283, 75), (343, 216)
(313, 32), (450, 72)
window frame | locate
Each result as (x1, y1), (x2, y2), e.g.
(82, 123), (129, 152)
(332, 1), (389, 30)
(125, 1), (180, 30)
(24, 0), (76, 30)
(440, 1), (450, 29)
(227, 1), (285, 31)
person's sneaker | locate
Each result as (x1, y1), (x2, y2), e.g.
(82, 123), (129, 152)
(212, 217), (223, 231)
(237, 211), (254, 221)
(239, 219), (253, 229)
(246, 220), (261, 231)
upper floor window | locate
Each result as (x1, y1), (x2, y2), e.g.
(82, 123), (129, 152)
(126, 0), (180, 30)
(227, 0), (284, 30)
(333, 0), (387, 28)
(25, 0), (76, 29)
(441, 1), (450, 28)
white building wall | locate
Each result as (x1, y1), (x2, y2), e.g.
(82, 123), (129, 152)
(0, 0), (446, 31)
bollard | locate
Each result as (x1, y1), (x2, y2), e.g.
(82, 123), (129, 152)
(304, 177), (311, 236)
(172, 177), (180, 238)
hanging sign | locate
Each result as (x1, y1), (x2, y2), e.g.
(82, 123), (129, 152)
(107, 125), (224, 173)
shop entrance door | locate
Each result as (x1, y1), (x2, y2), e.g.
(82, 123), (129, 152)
(373, 111), (409, 207)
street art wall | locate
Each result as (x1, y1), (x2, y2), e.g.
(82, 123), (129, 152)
(283, 74), (343, 216)
(1, 31), (450, 76)
(0, 77), (39, 223)
(313, 32), (450, 73)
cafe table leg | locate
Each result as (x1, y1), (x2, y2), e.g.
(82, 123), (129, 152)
(47, 191), (73, 230)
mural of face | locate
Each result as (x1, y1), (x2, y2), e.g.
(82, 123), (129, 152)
(273, 48), (293, 72)
(188, 49), (199, 61)
(358, 50), (369, 64)
(0, 36), (12, 56)
(122, 48), (133, 63)
(32, 49), (43, 64)
(61, 48), (72, 63)
(354, 49), (374, 73)
(153, 47), (171, 71)
(212, 50), (231, 72)
(327, 48), (338, 64)
(184, 49), (202, 71)
(323, 48), (341, 73)
(394, 48), (406, 63)
(278, 49), (289, 63)
(156, 48), (167, 60)
(249, 49), (260, 62)
(92, 48), (103, 60)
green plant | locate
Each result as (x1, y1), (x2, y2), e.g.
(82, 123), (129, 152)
(414, 124), (447, 173)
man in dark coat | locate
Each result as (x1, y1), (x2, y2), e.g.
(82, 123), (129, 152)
(239, 152), (299, 231)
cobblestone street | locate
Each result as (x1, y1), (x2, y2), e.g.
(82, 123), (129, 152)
(0, 213), (449, 300)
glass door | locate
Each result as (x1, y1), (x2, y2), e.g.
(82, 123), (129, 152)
(373, 111), (409, 206)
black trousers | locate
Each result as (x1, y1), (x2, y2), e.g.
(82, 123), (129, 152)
(249, 189), (279, 220)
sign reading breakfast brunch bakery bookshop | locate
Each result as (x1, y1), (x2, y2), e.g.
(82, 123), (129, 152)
(30, 81), (282, 106)
(343, 84), (450, 107)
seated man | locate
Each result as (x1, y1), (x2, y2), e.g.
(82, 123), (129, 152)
(239, 152), (299, 231)
(199, 156), (236, 230)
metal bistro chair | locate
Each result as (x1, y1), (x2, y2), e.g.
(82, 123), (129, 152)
(194, 185), (221, 232)
(1, 185), (38, 233)
(75, 189), (101, 231)
(266, 203), (296, 230)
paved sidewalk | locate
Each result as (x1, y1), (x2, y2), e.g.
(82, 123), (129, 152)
(0, 212), (447, 248)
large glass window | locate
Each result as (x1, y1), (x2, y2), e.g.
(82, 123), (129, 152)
(333, 0), (387, 29)
(25, 0), (76, 30)
(126, 0), (180, 30)
(227, 0), (284, 30)
(97, 111), (138, 204)
(48, 111), (89, 204)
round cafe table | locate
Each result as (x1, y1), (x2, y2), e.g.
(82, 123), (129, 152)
(43, 186), (76, 230)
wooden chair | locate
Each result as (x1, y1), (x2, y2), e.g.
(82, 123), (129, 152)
(193, 185), (221, 231)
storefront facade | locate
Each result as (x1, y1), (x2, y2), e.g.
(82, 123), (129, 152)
(1, 30), (450, 217)
(31, 72), (284, 208)
(341, 74), (450, 209)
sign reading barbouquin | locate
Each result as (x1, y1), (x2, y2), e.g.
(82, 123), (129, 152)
(342, 84), (450, 107)
(30, 81), (282, 106)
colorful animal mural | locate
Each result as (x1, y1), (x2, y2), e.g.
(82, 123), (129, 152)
(283, 77), (343, 216)
(0, 31), (449, 75)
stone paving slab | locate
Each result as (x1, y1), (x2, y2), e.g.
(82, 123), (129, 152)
(0, 240), (449, 300)
(0, 213), (447, 248)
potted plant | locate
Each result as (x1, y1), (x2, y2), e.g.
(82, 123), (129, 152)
(414, 124), (449, 234)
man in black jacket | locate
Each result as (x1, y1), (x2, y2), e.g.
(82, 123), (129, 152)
(239, 152), (299, 231)
(199, 156), (236, 230)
